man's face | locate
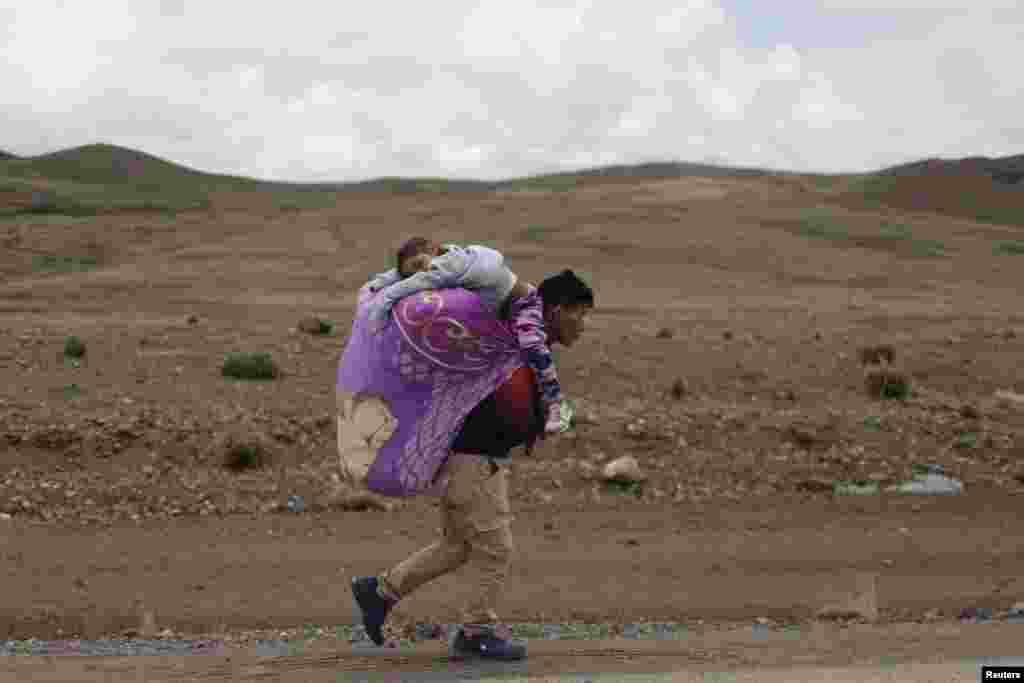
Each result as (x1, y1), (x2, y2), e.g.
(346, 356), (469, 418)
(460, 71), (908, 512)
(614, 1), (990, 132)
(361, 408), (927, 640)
(550, 303), (590, 347)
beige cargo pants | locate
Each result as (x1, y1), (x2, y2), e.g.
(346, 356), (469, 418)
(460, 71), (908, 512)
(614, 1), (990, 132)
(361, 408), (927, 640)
(377, 452), (514, 625)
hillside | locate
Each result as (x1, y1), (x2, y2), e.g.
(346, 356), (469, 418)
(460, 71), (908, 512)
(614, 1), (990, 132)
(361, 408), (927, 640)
(0, 144), (346, 215)
(835, 153), (1024, 227)
(3, 141), (1023, 223)
(879, 154), (1024, 184)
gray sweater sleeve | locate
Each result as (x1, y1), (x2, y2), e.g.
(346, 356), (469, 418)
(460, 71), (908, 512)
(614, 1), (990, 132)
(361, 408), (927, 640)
(366, 252), (467, 321)
(458, 245), (517, 312)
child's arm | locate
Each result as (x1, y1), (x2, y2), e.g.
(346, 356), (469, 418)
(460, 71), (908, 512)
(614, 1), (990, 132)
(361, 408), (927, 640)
(507, 287), (565, 434)
(366, 268), (403, 293)
(365, 251), (470, 324)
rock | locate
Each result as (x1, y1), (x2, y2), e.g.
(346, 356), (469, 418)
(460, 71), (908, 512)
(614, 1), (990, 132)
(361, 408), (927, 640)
(815, 571), (879, 622)
(576, 461), (598, 480)
(795, 478), (833, 494)
(186, 314), (200, 325)
(788, 426), (819, 450)
(959, 404), (981, 419)
(722, 330), (734, 340)
(297, 316), (331, 335)
(624, 422), (648, 439)
(655, 327), (674, 339)
(887, 473), (963, 495)
(669, 378), (687, 400)
(995, 390), (1024, 407)
(602, 456), (646, 484)
(858, 345), (896, 367)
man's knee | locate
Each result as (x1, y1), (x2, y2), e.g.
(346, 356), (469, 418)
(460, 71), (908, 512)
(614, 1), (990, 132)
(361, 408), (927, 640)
(472, 524), (514, 565)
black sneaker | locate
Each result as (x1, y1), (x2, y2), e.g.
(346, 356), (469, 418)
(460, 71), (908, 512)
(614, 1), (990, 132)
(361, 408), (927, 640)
(448, 624), (527, 661)
(350, 576), (396, 646)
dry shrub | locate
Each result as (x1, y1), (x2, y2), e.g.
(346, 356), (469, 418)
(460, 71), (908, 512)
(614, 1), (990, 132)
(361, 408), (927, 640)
(865, 369), (910, 400)
(206, 427), (278, 472)
(858, 344), (896, 367)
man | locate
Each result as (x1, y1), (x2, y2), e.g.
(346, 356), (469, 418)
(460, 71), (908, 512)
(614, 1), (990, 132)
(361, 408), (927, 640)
(350, 269), (594, 661)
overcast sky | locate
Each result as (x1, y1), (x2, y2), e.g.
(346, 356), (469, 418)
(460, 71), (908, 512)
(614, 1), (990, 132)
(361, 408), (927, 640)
(2, 1), (1022, 182)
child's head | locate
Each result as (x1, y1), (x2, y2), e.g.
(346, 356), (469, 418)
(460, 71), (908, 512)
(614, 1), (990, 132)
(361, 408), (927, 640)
(396, 236), (437, 278)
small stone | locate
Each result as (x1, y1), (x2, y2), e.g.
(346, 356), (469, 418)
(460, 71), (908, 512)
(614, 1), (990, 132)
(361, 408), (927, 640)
(602, 456), (646, 484)
(795, 478), (832, 494)
(995, 390), (1024, 407)
(577, 461), (597, 480)
(656, 327), (674, 340)
(960, 404), (981, 419)
(669, 378), (687, 400)
(297, 316), (331, 335)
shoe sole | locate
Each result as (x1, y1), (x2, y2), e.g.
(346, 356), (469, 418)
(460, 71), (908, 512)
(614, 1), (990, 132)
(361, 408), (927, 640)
(447, 630), (526, 661)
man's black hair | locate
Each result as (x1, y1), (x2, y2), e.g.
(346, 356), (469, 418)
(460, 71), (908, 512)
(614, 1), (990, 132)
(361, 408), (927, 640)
(538, 269), (594, 308)
(395, 236), (432, 277)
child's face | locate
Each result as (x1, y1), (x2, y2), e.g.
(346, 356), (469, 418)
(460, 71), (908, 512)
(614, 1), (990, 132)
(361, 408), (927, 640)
(399, 248), (435, 278)
(395, 245), (436, 278)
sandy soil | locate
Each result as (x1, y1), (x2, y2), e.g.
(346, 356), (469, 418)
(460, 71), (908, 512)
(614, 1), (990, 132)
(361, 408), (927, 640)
(1, 172), (1023, 678)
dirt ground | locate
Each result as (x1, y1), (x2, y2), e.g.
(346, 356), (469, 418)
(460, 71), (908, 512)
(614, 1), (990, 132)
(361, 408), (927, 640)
(1, 173), (1023, 677)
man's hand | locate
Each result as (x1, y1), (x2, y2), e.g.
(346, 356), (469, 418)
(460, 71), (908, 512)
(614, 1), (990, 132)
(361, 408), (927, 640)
(544, 401), (571, 435)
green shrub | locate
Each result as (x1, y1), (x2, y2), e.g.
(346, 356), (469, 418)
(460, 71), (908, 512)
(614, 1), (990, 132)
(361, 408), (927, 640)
(798, 210), (848, 241)
(995, 241), (1024, 255)
(221, 352), (279, 380)
(223, 444), (264, 470)
(63, 336), (86, 358)
(34, 254), (98, 273)
(521, 225), (546, 241)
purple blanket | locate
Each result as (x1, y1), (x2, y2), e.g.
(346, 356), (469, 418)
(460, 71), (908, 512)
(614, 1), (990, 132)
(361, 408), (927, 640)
(336, 284), (524, 497)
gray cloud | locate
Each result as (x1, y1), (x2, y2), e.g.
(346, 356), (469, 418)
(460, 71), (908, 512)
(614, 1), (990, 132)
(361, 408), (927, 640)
(1, 0), (1021, 180)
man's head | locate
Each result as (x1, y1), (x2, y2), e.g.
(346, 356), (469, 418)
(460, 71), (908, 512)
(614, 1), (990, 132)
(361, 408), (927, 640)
(538, 269), (594, 348)
(395, 236), (438, 278)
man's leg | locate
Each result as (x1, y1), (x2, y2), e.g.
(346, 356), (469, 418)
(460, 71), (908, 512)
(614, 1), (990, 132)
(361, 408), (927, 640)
(377, 498), (468, 602)
(352, 455), (474, 646)
(447, 460), (527, 661)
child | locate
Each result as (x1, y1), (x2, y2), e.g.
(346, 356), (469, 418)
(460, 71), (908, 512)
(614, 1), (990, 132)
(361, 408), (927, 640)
(365, 237), (567, 435)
